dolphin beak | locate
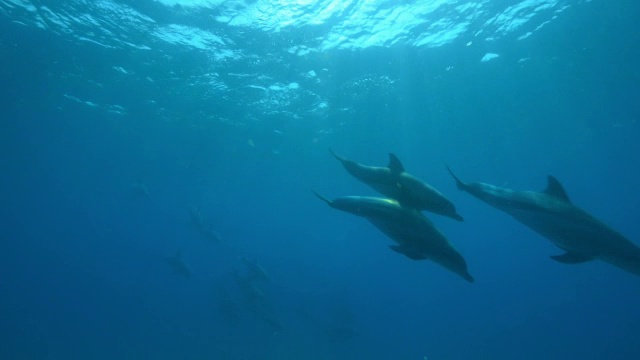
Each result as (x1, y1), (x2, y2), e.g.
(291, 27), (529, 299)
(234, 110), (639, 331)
(446, 165), (467, 190)
(328, 148), (345, 162)
(311, 190), (332, 206)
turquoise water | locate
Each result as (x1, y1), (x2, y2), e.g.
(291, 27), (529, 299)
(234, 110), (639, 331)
(2, 0), (639, 359)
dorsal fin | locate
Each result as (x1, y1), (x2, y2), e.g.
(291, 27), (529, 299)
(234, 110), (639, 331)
(388, 153), (405, 174)
(544, 176), (571, 203)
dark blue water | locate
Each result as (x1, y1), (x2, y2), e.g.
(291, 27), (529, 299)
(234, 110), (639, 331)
(2, 1), (640, 359)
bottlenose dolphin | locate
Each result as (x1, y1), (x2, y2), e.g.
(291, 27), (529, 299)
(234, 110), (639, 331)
(447, 167), (640, 277)
(190, 207), (222, 243)
(129, 182), (150, 199)
(240, 256), (270, 283)
(313, 192), (474, 282)
(330, 150), (463, 221)
(164, 250), (193, 278)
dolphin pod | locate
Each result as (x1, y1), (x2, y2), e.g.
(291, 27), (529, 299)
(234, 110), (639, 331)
(316, 150), (472, 282)
(447, 167), (640, 278)
(330, 149), (464, 221)
(313, 192), (474, 283)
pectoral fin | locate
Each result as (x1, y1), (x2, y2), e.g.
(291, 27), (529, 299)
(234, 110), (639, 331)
(550, 252), (594, 264)
(389, 245), (427, 260)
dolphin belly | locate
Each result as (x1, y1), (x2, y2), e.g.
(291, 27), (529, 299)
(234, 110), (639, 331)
(507, 207), (634, 255)
(366, 216), (474, 282)
(501, 206), (640, 277)
(601, 251), (640, 277)
(506, 208), (600, 254)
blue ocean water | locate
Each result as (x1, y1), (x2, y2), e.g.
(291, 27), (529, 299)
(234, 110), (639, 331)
(2, 0), (640, 358)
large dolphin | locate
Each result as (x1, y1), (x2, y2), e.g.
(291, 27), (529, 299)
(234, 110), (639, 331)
(447, 167), (640, 277)
(330, 150), (463, 221)
(313, 192), (474, 283)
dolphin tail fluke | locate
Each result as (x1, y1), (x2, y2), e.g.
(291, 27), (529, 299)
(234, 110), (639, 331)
(446, 165), (467, 191)
(311, 190), (333, 206)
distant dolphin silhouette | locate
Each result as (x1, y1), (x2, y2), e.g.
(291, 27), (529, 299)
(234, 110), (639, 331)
(330, 150), (463, 221)
(447, 167), (640, 277)
(128, 182), (150, 200)
(190, 207), (222, 243)
(240, 256), (270, 283)
(313, 191), (474, 283)
(164, 250), (193, 278)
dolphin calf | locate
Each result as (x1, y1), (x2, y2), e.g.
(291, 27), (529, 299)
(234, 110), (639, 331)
(330, 150), (463, 221)
(447, 167), (640, 277)
(313, 191), (474, 282)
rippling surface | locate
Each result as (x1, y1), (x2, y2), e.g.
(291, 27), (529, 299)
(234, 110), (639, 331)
(0, 0), (569, 48)
(0, 0), (572, 126)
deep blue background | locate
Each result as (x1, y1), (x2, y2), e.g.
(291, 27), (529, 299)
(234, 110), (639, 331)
(2, 1), (640, 359)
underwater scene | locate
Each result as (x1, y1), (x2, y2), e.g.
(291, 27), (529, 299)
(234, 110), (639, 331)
(1, 0), (639, 359)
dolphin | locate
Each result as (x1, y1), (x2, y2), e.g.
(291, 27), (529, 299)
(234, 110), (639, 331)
(189, 206), (222, 243)
(240, 256), (270, 283)
(447, 167), (640, 277)
(313, 191), (474, 283)
(129, 182), (150, 199)
(164, 250), (193, 278)
(330, 150), (463, 221)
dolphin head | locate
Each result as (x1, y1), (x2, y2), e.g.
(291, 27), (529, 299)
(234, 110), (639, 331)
(313, 192), (400, 218)
(332, 196), (400, 217)
(431, 249), (475, 283)
(446, 166), (507, 204)
(329, 150), (385, 183)
(446, 166), (470, 191)
(329, 148), (347, 162)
